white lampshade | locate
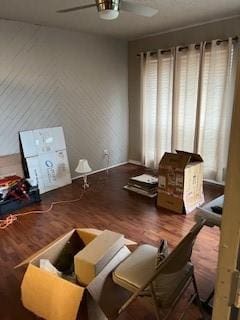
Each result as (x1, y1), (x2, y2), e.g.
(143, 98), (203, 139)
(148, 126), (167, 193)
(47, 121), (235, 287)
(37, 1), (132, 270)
(75, 159), (92, 174)
(99, 9), (119, 20)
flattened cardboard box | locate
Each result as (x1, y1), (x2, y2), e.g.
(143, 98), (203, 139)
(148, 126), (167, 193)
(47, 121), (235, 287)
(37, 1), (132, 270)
(157, 150), (204, 214)
(15, 228), (136, 320)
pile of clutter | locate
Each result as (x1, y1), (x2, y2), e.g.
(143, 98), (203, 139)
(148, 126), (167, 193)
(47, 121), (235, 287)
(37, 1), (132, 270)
(0, 175), (41, 217)
(124, 174), (158, 198)
(0, 175), (30, 202)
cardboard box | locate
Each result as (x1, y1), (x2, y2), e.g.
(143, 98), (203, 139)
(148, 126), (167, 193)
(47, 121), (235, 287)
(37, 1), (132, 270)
(16, 228), (136, 320)
(74, 230), (125, 286)
(157, 150), (204, 214)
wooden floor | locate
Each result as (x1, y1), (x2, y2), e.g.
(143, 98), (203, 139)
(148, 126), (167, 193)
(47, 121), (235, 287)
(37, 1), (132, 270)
(0, 164), (224, 320)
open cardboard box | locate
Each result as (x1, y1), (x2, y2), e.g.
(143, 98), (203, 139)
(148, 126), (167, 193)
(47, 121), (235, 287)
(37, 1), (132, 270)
(157, 150), (204, 214)
(16, 228), (136, 320)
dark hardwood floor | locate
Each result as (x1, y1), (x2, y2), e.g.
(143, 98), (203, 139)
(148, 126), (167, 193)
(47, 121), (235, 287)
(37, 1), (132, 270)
(0, 164), (224, 320)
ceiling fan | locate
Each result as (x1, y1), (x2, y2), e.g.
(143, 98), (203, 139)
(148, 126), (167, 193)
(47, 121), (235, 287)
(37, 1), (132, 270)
(57, 0), (158, 20)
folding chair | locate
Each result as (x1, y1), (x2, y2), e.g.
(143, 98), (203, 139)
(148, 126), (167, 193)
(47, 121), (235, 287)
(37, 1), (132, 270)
(112, 220), (206, 320)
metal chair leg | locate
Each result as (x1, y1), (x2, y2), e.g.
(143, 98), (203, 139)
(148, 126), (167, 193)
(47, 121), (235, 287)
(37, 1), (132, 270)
(192, 274), (206, 319)
(150, 283), (161, 320)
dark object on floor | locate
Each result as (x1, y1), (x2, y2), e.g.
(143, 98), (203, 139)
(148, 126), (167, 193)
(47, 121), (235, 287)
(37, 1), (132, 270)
(211, 205), (223, 215)
(5, 178), (31, 201)
(0, 186), (41, 217)
(0, 175), (23, 201)
(54, 232), (85, 275)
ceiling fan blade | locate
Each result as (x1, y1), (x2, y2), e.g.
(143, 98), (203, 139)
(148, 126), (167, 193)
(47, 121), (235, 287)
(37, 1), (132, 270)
(121, 1), (158, 17)
(57, 4), (96, 13)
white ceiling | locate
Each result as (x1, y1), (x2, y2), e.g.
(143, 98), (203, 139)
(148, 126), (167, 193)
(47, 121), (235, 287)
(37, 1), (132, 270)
(0, 0), (239, 40)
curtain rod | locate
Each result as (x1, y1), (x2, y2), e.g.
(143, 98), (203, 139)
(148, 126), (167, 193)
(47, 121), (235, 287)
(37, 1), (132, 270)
(137, 36), (239, 56)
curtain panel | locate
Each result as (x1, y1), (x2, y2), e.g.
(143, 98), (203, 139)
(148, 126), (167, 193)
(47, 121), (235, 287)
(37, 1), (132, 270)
(140, 38), (238, 182)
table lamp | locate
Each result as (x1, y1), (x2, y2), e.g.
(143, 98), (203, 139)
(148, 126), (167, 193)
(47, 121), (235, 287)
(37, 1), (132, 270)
(75, 159), (92, 189)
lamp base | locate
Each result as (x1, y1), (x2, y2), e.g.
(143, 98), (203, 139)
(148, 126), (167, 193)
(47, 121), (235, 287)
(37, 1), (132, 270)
(82, 175), (89, 190)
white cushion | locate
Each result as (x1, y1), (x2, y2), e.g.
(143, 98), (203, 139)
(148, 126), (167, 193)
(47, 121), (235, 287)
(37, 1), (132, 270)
(113, 244), (157, 291)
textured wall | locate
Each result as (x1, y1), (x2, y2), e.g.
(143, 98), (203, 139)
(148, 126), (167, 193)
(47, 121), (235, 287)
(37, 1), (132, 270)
(0, 19), (128, 177)
(128, 16), (240, 162)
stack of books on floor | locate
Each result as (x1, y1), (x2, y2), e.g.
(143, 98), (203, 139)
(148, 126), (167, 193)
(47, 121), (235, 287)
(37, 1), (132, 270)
(124, 174), (158, 198)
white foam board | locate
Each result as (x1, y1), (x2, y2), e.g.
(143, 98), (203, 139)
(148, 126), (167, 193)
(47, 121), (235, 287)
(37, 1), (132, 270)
(33, 127), (66, 154)
(20, 130), (37, 157)
(21, 127), (71, 194)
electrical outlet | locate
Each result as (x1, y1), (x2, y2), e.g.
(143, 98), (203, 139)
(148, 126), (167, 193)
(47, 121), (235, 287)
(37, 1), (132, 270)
(103, 149), (109, 156)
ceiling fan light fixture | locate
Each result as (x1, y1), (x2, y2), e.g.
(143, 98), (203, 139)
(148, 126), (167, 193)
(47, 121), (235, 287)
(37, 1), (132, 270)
(97, 0), (120, 20)
(57, 0), (159, 20)
(98, 9), (119, 20)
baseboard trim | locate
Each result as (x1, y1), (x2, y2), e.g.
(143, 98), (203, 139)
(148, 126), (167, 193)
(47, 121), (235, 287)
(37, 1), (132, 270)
(204, 179), (225, 186)
(128, 159), (143, 166)
(72, 161), (128, 180)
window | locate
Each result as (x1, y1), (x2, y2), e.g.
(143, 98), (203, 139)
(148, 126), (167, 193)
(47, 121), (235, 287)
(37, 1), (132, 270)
(141, 39), (237, 182)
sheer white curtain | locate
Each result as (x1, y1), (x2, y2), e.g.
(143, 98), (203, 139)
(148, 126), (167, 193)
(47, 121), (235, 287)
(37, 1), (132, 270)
(141, 50), (174, 167)
(198, 39), (238, 181)
(140, 38), (237, 182)
(172, 44), (201, 152)
(141, 52), (157, 167)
